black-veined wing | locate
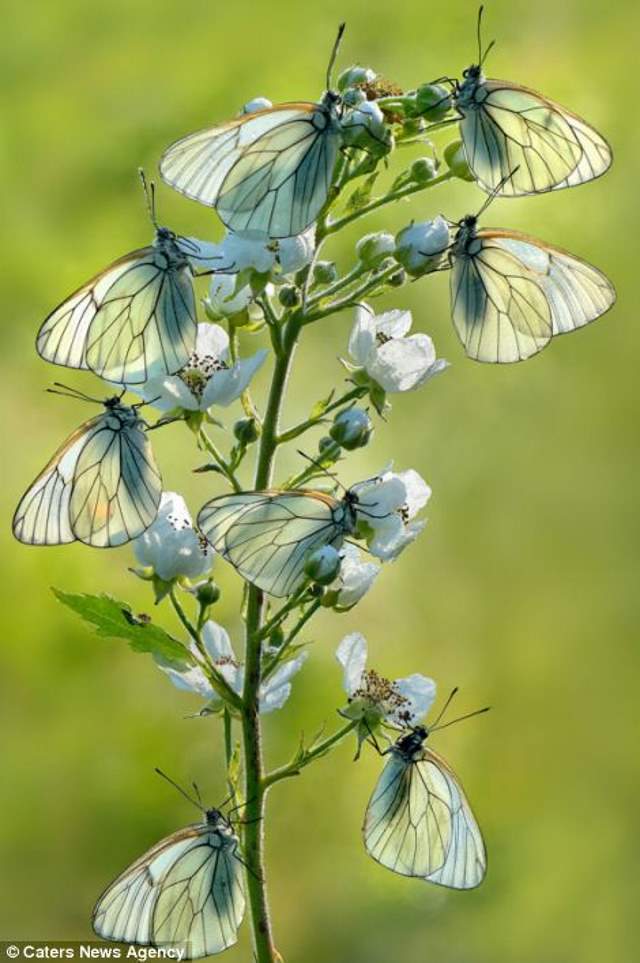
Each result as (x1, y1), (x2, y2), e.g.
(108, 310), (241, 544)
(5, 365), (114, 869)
(457, 78), (612, 196)
(450, 226), (615, 363)
(197, 490), (350, 597)
(12, 402), (162, 547)
(93, 819), (245, 958)
(364, 741), (486, 890)
(160, 101), (342, 239)
(37, 232), (197, 385)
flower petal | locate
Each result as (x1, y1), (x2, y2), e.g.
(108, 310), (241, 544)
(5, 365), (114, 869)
(375, 308), (413, 340)
(201, 349), (268, 408)
(201, 620), (235, 663)
(348, 303), (377, 366)
(396, 470), (431, 518)
(336, 633), (368, 695)
(260, 652), (308, 713)
(195, 322), (230, 360)
(367, 334), (437, 393)
(394, 673), (437, 724)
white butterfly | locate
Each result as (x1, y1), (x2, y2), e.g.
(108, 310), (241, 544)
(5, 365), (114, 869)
(450, 7), (612, 195)
(197, 487), (361, 598)
(93, 801), (245, 958)
(447, 210), (615, 363)
(364, 723), (486, 890)
(12, 387), (162, 547)
(159, 27), (347, 239)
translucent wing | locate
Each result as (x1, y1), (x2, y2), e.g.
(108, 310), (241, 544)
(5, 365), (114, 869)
(93, 823), (245, 958)
(450, 229), (615, 363)
(37, 248), (197, 384)
(459, 79), (612, 196)
(197, 490), (345, 597)
(160, 103), (341, 238)
(364, 747), (486, 890)
(13, 407), (162, 547)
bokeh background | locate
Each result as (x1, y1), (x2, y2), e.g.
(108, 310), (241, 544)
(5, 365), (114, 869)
(1, 0), (637, 960)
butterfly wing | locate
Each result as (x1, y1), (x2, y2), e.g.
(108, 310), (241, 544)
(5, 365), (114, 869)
(13, 409), (162, 547)
(93, 823), (245, 958)
(37, 248), (197, 385)
(364, 747), (486, 890)
(197, 490), (345, 597)
(160, 103), (341, 238)
(459, 79), (612, 196)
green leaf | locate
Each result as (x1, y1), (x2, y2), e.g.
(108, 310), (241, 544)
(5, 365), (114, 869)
(345, 172), (379, 213)
(53, 589), (191, 668)
(309, 389), (335, 420)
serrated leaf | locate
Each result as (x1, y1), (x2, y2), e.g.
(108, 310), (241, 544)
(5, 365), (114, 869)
(53, 589), (191, 668)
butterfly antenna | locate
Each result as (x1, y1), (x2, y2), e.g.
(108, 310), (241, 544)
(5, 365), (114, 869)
(430, 704), (491, 733)
(430, 686), (459, 728)
(296, 449), (348, 494)
(139, 167), (159, 231)
(192, 781), (204, 809)
(475, 166), (520, 219)
(476, 6), (495, 67)
(46, 382), (101, 404)
(155, 767), (203, 812)
(327, 22), (346, 90)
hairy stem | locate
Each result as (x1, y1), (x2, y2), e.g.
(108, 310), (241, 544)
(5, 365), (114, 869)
(241, 311), (302, 963)
(263, 718), (358, 789)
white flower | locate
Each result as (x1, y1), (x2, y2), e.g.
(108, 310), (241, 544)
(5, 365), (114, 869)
(395, 215), (451, 276)
(340, 101), (388, 150)
(336, 632), (436, 727)
(159, 619), (307, 714)
(129, 323), (267, 413)
(184, 228), (315, 279)
(349, 303), (448, 393)
(331, 543), (380, 609)
(354, 467), (431, 560)
(134, 492), (212, 581)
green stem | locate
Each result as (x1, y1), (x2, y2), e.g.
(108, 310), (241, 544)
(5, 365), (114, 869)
(262, 598), (322, 682)
(241, 312), (303, 963)
(302, 263), (398, 326)
(198, 428), (242, 492)
(263, 718), (358, 789)
(276, 386), (367, 444)
(323, 169), (455, 238)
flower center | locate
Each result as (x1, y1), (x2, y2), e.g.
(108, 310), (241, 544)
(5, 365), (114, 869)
(178, 352), (229, 400)
(166, 511), (193, 532)
(351, 668), (410, 718)
(215, 655), (240, 669)
(376, 332), (392, 346)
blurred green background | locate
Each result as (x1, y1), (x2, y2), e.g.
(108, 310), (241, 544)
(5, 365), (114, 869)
(1, 0), (637, 960)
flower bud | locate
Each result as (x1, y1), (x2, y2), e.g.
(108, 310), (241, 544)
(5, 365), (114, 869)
(313, 260), (338, 285)
(337, 65), (377, 92)
(401, 117), (426, 139)
(341, 87), (367, 109)
(388, 268), (407, 288)
(444, 140), (474, 181)
(242, 97), (273, 114)
(278, 285), (301, 308)
(356, 232), (396, 269)
(340, 102), (389, 152)
(233, 417), (260, 444)
(269, 625), (286, 649)
(206, 275), (253, 319)
(318, 435), (334, 454)
(196, 580), (221, 607)
(329, 407), (373, 451)
(304, 545), (342, 585)
(395, 216), (451, 277)
(415, 83), (452, 121)
(410, 157), (437, 184)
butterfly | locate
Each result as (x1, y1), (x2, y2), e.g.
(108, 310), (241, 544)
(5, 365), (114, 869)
(197, 486), (361, 598)
(12, 386), (162, 548)
(159, 26), (347, 239)
(449, 6), (612, 196)
(364, 699), (488, 890)
(36, 174), (211, 385)
(444, 199), (616, 363)
(93, 774), (245, 958)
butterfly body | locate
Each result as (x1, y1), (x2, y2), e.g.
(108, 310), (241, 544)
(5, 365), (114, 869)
(36, 226), (197, 385)
(93, 808), (245, 958)
(13, 397), (162, 547)
(364, 725), (487, 889)
(452, 65), (612, 196)
(197, 487), (359, 597)
(448, 213), (615, 363)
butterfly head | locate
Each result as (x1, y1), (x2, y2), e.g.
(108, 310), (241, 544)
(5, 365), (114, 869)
(204, 807), (226, 828)
(394, 725), (429, 761)
(453, 214), (478, 252)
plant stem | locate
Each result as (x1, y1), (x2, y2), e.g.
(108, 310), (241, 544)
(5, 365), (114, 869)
(276, 385), (367, 444)
(262, 598), (322, 681)
(241, 311), (302, 963)
(263, 718), (358, 789)
(198, 428), (242, 492)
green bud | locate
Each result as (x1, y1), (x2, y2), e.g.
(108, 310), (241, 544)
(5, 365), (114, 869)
(268, 625), (286, 649)
(196, 580), (221, 607)
(356, 231), (396, 269)
(313, 260), (338, 285)
(233, 417), (260, 444)
(337, 65), (377, 92)
(329, 407), (373, 451)
(388, 268), (407, 288)
(444, 140), (474, 181)
(278, 285), (301, 308)
(415, 83), (452, 121)
(401, 117), (426, 139)
(304, 545), (341, 585)
(318, 435), (334, 453)
(410, 156), (437, 184)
